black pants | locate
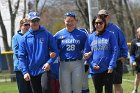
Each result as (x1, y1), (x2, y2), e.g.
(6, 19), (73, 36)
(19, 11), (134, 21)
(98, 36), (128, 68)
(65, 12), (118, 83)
(30, 71), (52, 93)
(16, 71), (33, 93)
(92, 70), (113, 93)
(113, 60), (123, 84)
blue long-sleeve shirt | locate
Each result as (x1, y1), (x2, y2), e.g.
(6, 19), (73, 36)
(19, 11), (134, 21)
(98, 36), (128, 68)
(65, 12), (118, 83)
(12, 30), (25, 71)
(84, 30), (118, 74)
(107, 23), (128, 58)
(54, 28), (87, 61)
(18, 26), (58, 76)
(50, 57), (59, 79)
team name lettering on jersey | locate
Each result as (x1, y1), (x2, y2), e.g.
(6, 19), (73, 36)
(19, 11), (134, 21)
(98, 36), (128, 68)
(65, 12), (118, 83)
(91, 39), (109, 51)
(62, 39), (80, 44)
(62, 39), (80, 51)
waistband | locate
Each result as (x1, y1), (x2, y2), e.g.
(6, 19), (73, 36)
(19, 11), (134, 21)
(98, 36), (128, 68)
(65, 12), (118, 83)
(60, 59), (82, 62)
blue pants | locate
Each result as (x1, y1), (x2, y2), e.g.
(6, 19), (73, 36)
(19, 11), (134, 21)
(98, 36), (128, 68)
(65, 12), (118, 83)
(15, 71), (33, 93)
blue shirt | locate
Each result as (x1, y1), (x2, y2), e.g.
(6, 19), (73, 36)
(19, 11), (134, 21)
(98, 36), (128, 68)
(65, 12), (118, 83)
(84, 30), (118, 74)
(18, 26), (58, 76)
(107, 23), (128, 58)
(50, 57), (59, 79)
(12, 30), (24, 71)
(54, 28), (87, 61)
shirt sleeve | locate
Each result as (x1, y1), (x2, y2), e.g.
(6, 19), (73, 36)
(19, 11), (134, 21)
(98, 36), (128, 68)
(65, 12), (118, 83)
(118, 28), (128, 58)
(47, 33), (58, 65)
(108, 33), (118, 69)
(18, 37), (28, 75)
(130, 40), (136, 63)
(12, 36), (18, 60)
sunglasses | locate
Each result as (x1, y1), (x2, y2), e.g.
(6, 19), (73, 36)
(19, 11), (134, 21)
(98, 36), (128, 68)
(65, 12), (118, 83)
(95, 21), (104, 25)
(23, 24), (30, 26)
(31, 19), (40, 23)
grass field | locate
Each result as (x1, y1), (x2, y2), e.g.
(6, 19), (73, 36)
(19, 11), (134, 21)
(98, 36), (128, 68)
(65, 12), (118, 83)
(0, 72), (138, 93)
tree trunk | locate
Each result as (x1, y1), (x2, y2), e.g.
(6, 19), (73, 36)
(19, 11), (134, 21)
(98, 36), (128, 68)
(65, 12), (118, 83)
(23, 0), (27, 18)
(0, 11), (13, 75)
(34, 0), (39, 12)
(98, 0), (108, 9)
(40, 0), (47, 15)
(124, 0), (136, 38)
(1, 0), (20, 81)
(11, 16), (16, 40)
(116, 0), (125, 31)
(75, 0), (89, 30)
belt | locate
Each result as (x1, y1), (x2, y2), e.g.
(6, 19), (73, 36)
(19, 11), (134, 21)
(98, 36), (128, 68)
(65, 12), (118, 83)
(61, 59), (82, 62)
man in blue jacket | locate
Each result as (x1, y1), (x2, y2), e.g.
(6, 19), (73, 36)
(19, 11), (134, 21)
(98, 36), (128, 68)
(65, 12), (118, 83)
(98, 9), (128, 93)
(18, 12), (58, 93)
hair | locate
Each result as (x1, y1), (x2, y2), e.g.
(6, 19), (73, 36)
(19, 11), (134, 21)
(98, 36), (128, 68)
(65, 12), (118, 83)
(20, 18), (29, 27)
(92, 15), (107, 33)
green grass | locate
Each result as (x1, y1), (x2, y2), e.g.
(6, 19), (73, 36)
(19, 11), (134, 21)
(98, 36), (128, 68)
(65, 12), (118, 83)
(89, 72), (137, 93)
(0, 82), (18, 93)
(89, 79), (134, 93)
(0, 72), (138, 93)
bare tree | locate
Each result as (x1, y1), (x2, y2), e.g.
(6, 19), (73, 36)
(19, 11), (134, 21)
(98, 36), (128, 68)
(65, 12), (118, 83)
(98, 0), (108, 9)
(28, 1), (34, 12)
(28, 0), (47, 14)
(129, 3), (140, 29)
(124, 0), (136, 38)
(108, 0), (125, 31)
(40, 0), (47, 15)
(0, 11), (10, 52)
(0, 0), (20, 78)
(0, 10), (13, 80)
(8, 0), (20, 38)
(23, 0), (27, 18)
(75, 0), (89, 29)
(34, 0), (39, 12)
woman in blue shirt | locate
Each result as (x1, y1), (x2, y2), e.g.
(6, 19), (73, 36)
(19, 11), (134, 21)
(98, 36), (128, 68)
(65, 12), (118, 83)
(84, 15), (118, 93)
(12, 18), (32, 93)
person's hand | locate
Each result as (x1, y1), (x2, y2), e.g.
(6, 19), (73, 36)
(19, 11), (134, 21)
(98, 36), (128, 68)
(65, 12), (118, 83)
(50, 52), (56, 58)
(118, 57), (126, 63)
(107, 69), (113, 73)
(83, 51), (92, 59)
(24, 73), (31, 81)
(132, 62), (137, 67)
(94, 65), (100, 70)
(42, 63), (50, 71)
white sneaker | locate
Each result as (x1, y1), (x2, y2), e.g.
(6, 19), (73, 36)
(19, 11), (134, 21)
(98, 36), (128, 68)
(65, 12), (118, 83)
(132, 90), (138, 93)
